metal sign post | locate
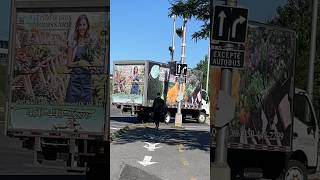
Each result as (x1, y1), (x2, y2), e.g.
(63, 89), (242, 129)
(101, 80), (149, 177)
(170, 15), (176, 63)
(211, 0), (248, 179)
(175, 18), (187, 127)
(307, 0), (318, 101)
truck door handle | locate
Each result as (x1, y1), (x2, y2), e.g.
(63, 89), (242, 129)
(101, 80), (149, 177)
(293, 132), (298, 138)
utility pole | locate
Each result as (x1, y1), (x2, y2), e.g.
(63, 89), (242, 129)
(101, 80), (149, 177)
(175, 17), (187, 127)
(206, 43), (210, 92)
(307, 0), (318, 101)
(170, 15), (176, 62)
(211, 0), (237, 179)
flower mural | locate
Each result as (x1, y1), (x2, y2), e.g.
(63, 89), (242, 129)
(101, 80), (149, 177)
(211, 23), (296, 148)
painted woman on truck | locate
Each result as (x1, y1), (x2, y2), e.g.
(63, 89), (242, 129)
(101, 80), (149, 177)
(65, 15), (97, 104)
(130, 66), (140, 95)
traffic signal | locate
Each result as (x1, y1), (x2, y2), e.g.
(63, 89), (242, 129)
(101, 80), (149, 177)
(168, 61), (176, 75)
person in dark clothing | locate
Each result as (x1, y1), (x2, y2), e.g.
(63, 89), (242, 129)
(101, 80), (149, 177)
(152, 93), (166, 130)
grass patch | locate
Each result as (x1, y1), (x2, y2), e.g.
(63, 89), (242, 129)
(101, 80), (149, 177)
(170, 125), (185, 129)
(111, 125), (130, 141)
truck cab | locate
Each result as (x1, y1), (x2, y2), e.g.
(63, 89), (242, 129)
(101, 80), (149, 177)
(286, 88), (319, 179)
(211, 88), (319, 180)
(199, 89), (210, 123)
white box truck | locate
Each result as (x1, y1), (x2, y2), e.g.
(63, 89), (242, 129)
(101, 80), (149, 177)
(211, 22), (319, 179)
(112, 60), (209, 123)
(5, 0), (110, 174)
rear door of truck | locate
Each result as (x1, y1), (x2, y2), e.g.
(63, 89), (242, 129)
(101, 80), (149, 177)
(112, 61), (147, 107)
(6, 0), (109, 140)
(210, 22), (296, 152)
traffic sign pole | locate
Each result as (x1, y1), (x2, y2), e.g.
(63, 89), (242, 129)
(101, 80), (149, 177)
(175, 18), (187, 127)
(307, 0), (318, 101)
(211, 0), (237, 179)
(170, 15), (176, 62)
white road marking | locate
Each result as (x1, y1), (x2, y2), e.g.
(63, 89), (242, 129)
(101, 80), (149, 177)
(138, 156), (157, 166)
(144, 142), (162, 151)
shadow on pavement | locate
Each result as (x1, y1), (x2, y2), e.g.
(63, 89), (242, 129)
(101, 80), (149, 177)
(112, 127), (210, 152)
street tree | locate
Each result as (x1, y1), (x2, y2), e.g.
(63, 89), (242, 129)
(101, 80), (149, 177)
(269, 0), (320, 116)
(169, 0), (210, 40)
(194, 55), (209, 89)
(170, 0), (320, 117)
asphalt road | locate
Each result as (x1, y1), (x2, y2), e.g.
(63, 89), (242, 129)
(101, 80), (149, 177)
(110, 105), (210, 136)
(110, 124), (210, 180)
(2, 105), (320, 180)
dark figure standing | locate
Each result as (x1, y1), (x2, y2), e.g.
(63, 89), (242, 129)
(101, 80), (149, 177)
(152, 93), (166, 130)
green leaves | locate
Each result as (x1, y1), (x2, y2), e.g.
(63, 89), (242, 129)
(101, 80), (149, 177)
(194, 54), (208, 89)
(268, 0), (316, 90)
(169, 0), (210, 40)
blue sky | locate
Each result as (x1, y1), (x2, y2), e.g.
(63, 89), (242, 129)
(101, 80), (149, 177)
(111, 0), (287, 69)
(110, 0), (209, 69)
(0, 0), (287, 69)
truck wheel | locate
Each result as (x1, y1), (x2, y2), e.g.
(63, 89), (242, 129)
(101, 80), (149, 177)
(197, 112), (206, 124)
(283, 160), (307, 180)
(165, 113), (171, 124)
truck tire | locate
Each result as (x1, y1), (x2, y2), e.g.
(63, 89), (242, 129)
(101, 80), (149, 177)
(282, 160), (307, 180)
(197, 112), (206, 124)
(165, 113), (171, 124)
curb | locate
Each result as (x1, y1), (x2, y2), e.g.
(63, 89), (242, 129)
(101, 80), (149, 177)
(133, 123), (187, 130)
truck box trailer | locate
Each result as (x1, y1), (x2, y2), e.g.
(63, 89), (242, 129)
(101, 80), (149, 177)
(166, 62), (209, 123)
(211, 22), (319, 179)
(112, 60), (209, 123)
(5, 0), (110, 174)
(112, 60), (169, 109)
